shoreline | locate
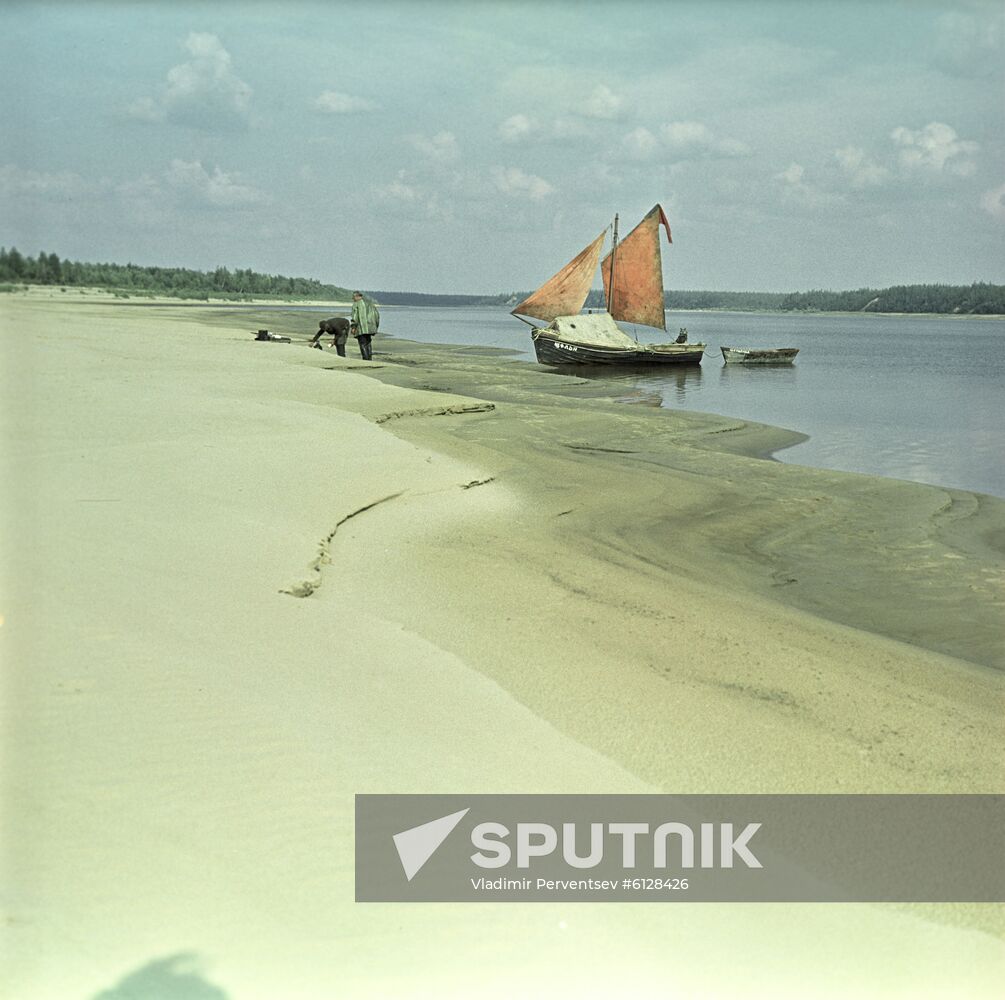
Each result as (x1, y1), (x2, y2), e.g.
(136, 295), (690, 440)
(0, 285), (352, 308)
(354, 336), (1004, 672)
(3, 296), (1003, 997)
(214, 308), (1005, 673)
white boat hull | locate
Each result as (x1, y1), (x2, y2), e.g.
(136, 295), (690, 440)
(720, 346), (798, 365)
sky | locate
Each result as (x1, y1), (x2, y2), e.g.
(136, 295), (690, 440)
(1, 0), (1003, 294)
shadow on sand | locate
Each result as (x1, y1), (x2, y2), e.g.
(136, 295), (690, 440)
(90, 953), (228, 1000)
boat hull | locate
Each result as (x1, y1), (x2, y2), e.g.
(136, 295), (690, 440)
(720, 346), (798, 365)
(533, 331), (705, 366)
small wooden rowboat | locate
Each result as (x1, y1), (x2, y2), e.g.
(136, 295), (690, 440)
(720, 346), (798, 365)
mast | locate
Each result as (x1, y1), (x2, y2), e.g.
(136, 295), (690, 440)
(606, 214), (619, 313)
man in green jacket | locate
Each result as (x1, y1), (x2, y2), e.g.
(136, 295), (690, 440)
(350, 290), (380, 360)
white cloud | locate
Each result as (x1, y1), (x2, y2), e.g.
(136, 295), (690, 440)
(776, 162), (813, 197)
(660, 121), (750, 158)
(118, 160), (266, 218)
(613, 120), (749, 165)
(499, 114), (535, 143)
(715, 137), (752, 157)
(491, 166), (554, 201)
(773, 161), (840, 211)
(117, 173), (174, 226)
(314, 90), (377, 114)
(776, 162), (805, 186)
(933, 8), (1004, 77)
(834, 146), (891, 188)
(981, 182), (1005, 222)
(0, 164), (97, 199)
(117, 174), (160, 198)
(126, 96), (162, 123)
(373, 170), (451, 221)
(583, 84), (623, 120)
(408, 131), (460, 163)
(622, 127), (660, 161)
(662, 121), (714, 149)
(891, 122), (978, 177)
(550, 116), (595, 140)
(379, 178), (420, 203)
(165, 159), (265, 207)
(127, 33), (252, 131)
(499, 113), (595, 144)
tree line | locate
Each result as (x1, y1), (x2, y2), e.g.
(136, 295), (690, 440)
(594, 284), (1005, 315)
(2, 246), (1002, 313)
(0, 246), (352, 301)
(379, 283), (1005, 313)
(770, 283), (1005, 315)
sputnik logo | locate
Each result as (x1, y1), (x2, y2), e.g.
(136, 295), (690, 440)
(392, 808), (470, 881)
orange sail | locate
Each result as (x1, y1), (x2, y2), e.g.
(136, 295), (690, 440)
(511, 230), (606, 323)
(601, 205), (672, 330)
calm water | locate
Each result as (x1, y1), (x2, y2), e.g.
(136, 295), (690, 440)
(297, 305), (1004, 499)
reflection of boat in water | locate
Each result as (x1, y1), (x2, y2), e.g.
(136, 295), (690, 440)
(573, 362), (703, 403)
(720, 346), (799, 365)
(512, 205), (705, 366)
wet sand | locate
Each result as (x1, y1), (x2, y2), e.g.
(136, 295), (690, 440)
(2, 297), (1003, 998)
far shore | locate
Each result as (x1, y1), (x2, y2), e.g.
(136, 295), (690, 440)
(3, 294), (1003, 998)
(0, 284), (352, 308)
(2, 284), (1002, 318)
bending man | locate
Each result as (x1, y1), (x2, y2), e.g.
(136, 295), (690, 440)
(310, 316), (350, 355)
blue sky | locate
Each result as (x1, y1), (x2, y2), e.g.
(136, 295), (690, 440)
(1, 0), (1002, 293)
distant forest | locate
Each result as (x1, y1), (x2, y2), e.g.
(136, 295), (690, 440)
(590, 284), (1005, 315)
(0, 246), (353, 302)
(2, 246), (1002, 314)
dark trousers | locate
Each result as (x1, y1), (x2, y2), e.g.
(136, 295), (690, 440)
(357, 334), (373, 360)
(310, 332), (347, 356)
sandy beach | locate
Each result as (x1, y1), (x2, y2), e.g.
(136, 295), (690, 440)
(2, 297), (1003, 998)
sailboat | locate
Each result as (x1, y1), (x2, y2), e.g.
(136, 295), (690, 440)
(511, 205), (705, 366)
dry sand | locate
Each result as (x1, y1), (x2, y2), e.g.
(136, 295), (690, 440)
(1, 297), (1003, 998)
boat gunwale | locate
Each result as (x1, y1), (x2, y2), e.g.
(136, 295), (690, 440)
(533, 329), (706, 355)
(720, 345), (799, 364)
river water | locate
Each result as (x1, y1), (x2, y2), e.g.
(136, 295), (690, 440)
(285, 304), (1004, 499)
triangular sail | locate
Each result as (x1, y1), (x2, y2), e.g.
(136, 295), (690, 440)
(511, 230), (606, 323)
(601, 204), (672, 330)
